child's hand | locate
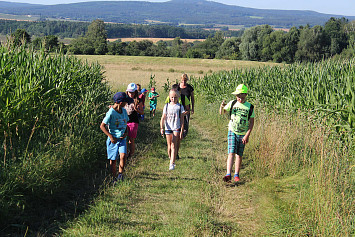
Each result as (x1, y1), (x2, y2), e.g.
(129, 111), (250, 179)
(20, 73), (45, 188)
(242, 134), (249, 144)
(221, 100), (226, 107)
(110, 136), (118, 144)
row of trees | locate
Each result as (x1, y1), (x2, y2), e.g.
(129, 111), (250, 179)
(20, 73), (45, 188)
(0, 19), (242, 40)
(9, 18), (355, 63)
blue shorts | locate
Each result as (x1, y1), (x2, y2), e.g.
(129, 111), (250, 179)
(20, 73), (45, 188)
(227, 130), (245, 156)
(165, 128), (181, 135)
(106, 137), (127, 160)
(150, 104), (157, 111)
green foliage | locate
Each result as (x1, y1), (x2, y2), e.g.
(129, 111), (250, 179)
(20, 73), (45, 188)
(10, 28), (31, 46)
(191, 58), (355, 131)
(69, 19), (107, 55)
(0, 43), (110, 229)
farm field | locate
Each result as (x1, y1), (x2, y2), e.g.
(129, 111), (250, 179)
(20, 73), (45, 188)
(76, 55), (281, 90)
(107, 37), (206, 43)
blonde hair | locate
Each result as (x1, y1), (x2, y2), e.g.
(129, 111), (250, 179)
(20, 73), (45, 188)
(181, 73), (189, 81)
(169, 89), (180, 98)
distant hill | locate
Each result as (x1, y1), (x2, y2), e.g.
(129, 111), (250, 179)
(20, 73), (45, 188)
(0, 0), (354, 28)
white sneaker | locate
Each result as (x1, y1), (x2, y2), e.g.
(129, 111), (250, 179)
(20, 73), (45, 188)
(169, 164), (175, 170)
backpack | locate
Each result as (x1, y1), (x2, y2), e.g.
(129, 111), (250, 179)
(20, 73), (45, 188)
(229, 100), (254, 120)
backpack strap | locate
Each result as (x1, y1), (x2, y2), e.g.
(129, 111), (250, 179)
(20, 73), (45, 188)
(248, 104), (254, 120)
(165, 103), (168, 115)
(229, 99), (238, 117)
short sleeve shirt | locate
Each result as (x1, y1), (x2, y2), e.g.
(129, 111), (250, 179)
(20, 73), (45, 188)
(102, 108), (128, 138)
(180, 84), (194, 100)
(148, 92), (159, 105)
(163, 103), (185, 131)
(224, 100), (255, 135)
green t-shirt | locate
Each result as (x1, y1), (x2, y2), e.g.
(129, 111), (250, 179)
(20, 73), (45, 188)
(224, 100), (255, 135)
(148, 92), (159, 105)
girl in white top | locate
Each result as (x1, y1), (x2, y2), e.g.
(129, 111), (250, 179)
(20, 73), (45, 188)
(160, 90), (185, 170)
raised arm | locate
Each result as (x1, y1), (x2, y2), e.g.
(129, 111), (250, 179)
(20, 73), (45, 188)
(219, 100), (226, 115)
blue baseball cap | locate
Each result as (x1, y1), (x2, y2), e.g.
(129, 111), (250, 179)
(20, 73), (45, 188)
(113, 92), (133, 104)
(141, 88), (147, 93)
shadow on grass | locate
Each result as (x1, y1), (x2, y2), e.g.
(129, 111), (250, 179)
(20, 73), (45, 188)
(4, 111), (165, 236)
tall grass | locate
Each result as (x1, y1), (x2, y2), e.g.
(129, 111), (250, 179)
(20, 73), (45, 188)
(190, 59), (354, 235)
(0, 44), (111, 233)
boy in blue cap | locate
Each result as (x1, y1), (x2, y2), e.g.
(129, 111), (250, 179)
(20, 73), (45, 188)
(219, 84), (255, 183)
(100, 92), (132, 183)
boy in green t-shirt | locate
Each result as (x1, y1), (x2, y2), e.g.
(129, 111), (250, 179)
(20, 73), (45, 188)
(219, 84), (255, 183)
(148, 87), (159, 117)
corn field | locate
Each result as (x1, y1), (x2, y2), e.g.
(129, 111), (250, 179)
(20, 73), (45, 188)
(190, 58), (354, 236)
(191, 58), (355, 132)
(0, 44), (110, 228)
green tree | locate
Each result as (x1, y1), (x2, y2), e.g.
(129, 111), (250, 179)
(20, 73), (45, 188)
(295, 25), (328, 61)
(11, 29), (31, 46)
(86, 19), (108, 55)
(239, 25), (273, 61)
(215, 37), (241, 60)
(280, 27), (300, 63)
(324, 17), (348, 56)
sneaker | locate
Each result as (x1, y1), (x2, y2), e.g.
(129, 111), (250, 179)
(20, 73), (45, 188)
(223, 175), (231, 182)
(112, 177), (118, 185)
(117, 173), (124, 181)
(169, 164), (175, 170)
(234, 175), (240, 182)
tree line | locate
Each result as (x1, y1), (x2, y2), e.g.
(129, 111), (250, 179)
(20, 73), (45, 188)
(8, 18), (355, 63)
(0, 19), (241, 40)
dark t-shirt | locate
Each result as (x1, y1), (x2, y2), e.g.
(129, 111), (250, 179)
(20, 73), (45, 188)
(180, 84), (194, 100)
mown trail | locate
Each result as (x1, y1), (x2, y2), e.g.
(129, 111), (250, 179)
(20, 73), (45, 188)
(61, 111), (262, 236)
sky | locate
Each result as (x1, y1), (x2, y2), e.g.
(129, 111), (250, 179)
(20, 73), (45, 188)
(4, 0), (355, 16)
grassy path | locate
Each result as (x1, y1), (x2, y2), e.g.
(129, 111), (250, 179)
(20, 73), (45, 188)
(61, 111), (261, 236)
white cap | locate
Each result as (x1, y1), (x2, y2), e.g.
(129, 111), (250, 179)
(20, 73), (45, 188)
(126, 83), (137, 92)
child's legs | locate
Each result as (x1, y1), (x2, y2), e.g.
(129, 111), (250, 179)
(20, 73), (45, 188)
(234, 135), (246, 174)
(128, 137), (135, 155)
(170, 131), (180, 164)
(165, 133), (173, 158)
(127, 122), (138, 156)
(227, 153), (235, 174)
(227, 130), (238, 174)
(234, 154), (242, 174)
(118, 139), (127, 173)
(110, 160), (117, 177)
(119, 153), (126, 173)
(107, 137), (120, 177)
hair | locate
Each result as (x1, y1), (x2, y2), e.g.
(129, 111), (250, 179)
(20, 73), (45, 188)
(172, 83), (181, 91)
(169, 89), (180, 98)
(181, 73), (189, 81)
(127, 90), (141, 106)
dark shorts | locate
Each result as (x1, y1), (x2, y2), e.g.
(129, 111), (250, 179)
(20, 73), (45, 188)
(227, 130), (245, 156)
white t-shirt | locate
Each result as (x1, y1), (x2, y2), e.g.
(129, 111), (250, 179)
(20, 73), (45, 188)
(163, 103), (185, 131)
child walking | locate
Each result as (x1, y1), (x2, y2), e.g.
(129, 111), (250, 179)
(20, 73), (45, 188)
(219, 84), (255, 182)
(160, 89), (185, 170)
(100, 92), (132, 183)
(125, 83), (144, 158)
(148, 87), (159, 117)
